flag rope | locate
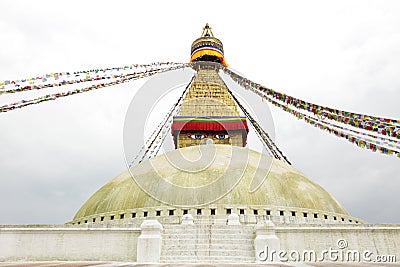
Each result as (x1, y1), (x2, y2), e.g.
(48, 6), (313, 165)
(222, 67), (400, 140)
(0, 64), (189, 113)
(0, 62), (183, 94)
(129, 73), (196, 166)
(226, 86), (291, 164)
(222, 67), (400, 157)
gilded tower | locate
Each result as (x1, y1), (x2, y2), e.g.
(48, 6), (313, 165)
(171, 24), (249, 148)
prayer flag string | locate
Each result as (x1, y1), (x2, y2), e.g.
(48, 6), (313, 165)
(129, 73), (196, 167)
(0, 64), (189, 113)
(222, 66), (400, 158)
(227, 85), (291, 164)
(0, 62), (183, 95)
(222, 67), (400, 140)
(0, 62), (182, 95)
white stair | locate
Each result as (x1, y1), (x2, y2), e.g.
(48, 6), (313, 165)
(160, 224), (255, 263)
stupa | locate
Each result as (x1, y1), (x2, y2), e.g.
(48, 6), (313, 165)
(71, 24), (361, 226)
(1, 24), (398, 265)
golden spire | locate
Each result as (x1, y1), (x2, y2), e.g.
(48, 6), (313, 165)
(190, 24), (227, 66)
(170, 25), (247, 149)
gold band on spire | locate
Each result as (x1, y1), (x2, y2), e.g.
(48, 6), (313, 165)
(190, 24), (227, 66)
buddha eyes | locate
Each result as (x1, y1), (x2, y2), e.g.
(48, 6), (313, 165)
(188, 134), (230, 140)
(189, 134), (206, 140)
(214, 134), (229, 140)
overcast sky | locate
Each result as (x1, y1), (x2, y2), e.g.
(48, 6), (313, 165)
(0, 0), (399, 224)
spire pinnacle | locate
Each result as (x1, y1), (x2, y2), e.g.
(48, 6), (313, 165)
(190, 24), (227, 66)
(201, 23), (214, 38)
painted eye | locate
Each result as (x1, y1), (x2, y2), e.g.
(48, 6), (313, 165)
(214, 134), (229, 140)
(189, 134), (206, 140)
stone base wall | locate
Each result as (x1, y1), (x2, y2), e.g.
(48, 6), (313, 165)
(0, 225), (140, 262)
(276, 225), (400, 263)
(1, 223), (399, 263)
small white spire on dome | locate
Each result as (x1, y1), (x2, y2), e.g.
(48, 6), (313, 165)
(201, 23), (214, 37)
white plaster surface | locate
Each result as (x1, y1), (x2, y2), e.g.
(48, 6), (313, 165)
(0, 226), (140, 262)
(137, 220), (163, 263)
(1, 223), (399, 264)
